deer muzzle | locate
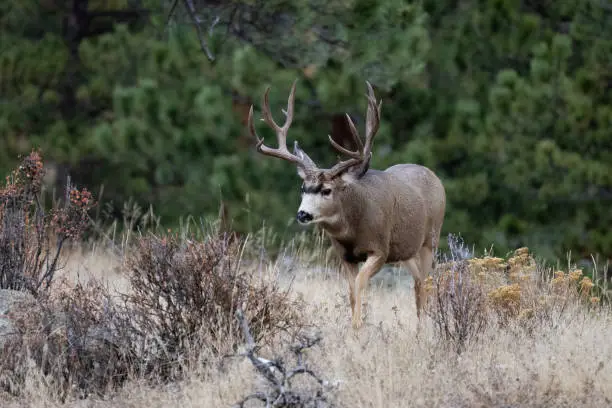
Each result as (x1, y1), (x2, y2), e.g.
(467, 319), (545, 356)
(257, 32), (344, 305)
(296, 210), (313, 224)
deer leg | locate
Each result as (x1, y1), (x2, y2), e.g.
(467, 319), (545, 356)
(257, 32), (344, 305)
(417, 246), (434, 317)
(352, 254), (385, 329)
(414, 277), (431, 319)
(404, 258), (425, 319)
(341, 261), (359, 313)
(419, 246), (434, 276)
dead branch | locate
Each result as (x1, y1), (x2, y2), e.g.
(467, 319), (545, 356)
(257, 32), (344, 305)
(234, 309), (334, 407)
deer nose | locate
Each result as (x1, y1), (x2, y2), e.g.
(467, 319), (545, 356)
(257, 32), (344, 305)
(296, 211), (313, 224)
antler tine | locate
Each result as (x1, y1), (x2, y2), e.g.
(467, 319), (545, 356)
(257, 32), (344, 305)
(345, 114), (365, 152)
(362, 81), (382, 162)
(329, 81), (382, 177)
(248, 80), (309, 166)
(327, 113), (364, 160)
(327, 113), (366, 176)
(247, 105), (264, 147)
(261, 87), (281, 134)
(283, 79), (297, 130)
(261, 79), (297, 133)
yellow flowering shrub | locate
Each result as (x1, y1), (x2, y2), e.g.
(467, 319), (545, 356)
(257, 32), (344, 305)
(488, 284), (521, 323)
(466, 256), (507, 290)
(430, 247), (602, 328)
(506, 247), (536, 282)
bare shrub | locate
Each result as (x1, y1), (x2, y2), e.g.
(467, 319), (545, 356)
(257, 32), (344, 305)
(0, 151), (95, 295)
(1, 279), (129, 401)
(118, 232), (304, 381)
(426, 234), (487, 354)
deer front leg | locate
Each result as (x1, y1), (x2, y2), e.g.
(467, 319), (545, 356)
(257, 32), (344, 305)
(352, 254), (386, 329)
(341, 261), (359, 313)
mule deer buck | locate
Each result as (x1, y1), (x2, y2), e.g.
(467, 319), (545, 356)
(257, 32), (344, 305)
(248, 80), (446, 329)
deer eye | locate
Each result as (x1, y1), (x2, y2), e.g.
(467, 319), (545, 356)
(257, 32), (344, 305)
(321, 188), (332, 196)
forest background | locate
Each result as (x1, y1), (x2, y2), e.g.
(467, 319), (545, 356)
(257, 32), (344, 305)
(2, 0), (611, 263)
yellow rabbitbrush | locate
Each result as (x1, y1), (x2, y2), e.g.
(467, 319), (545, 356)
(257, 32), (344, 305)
(430, 247), (602, 327)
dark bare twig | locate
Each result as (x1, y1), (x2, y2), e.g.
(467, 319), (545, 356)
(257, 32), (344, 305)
(209, 15), (220, 36)
(166, 0), (180, 26)
(183, 0), (216, 61)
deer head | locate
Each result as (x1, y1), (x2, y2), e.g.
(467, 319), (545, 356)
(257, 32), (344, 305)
(248, 80), (382, 226)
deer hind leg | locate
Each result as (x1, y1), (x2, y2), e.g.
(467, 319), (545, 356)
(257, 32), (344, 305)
(341, 261), (359, 314)
(352, 254), (385, 329)
(417, 246), (434, 317)
(404, 258), (426, 319)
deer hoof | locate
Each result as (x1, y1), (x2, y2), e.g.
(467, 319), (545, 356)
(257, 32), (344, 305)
(352, 316), (363, 330)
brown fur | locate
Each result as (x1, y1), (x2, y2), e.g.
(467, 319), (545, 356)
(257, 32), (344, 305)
(247, 80), (446, 329)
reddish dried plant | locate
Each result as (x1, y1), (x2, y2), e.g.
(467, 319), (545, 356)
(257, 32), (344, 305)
(0, 150), (96, 295)
(51, 188), (94, 240)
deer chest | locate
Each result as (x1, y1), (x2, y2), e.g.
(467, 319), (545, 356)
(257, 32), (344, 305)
(335, 239), (368, 264)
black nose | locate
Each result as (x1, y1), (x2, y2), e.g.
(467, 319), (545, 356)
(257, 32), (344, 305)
(296, 211), (313, 223)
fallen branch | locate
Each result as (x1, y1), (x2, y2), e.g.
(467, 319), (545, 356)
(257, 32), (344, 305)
(234, 309), (335, 407)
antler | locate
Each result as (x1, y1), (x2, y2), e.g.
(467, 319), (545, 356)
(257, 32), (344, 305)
(328, 81), (382, 177)
(248, 80), (315, 170)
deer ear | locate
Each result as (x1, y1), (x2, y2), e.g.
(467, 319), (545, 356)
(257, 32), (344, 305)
(294, 141), (317, 179)
(348, 152), (371, 178)
(339, 171), (357, 184)
(335, 152), (371, 182)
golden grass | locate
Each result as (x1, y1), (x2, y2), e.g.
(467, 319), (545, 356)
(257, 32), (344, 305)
(3, 245), (612, 408)
(58, 245), (129, 293)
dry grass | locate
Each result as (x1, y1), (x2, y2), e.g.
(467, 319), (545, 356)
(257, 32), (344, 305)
(2, 241), (611, 408)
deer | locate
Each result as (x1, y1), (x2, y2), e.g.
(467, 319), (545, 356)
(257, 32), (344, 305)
(247, 80), (446, 329)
